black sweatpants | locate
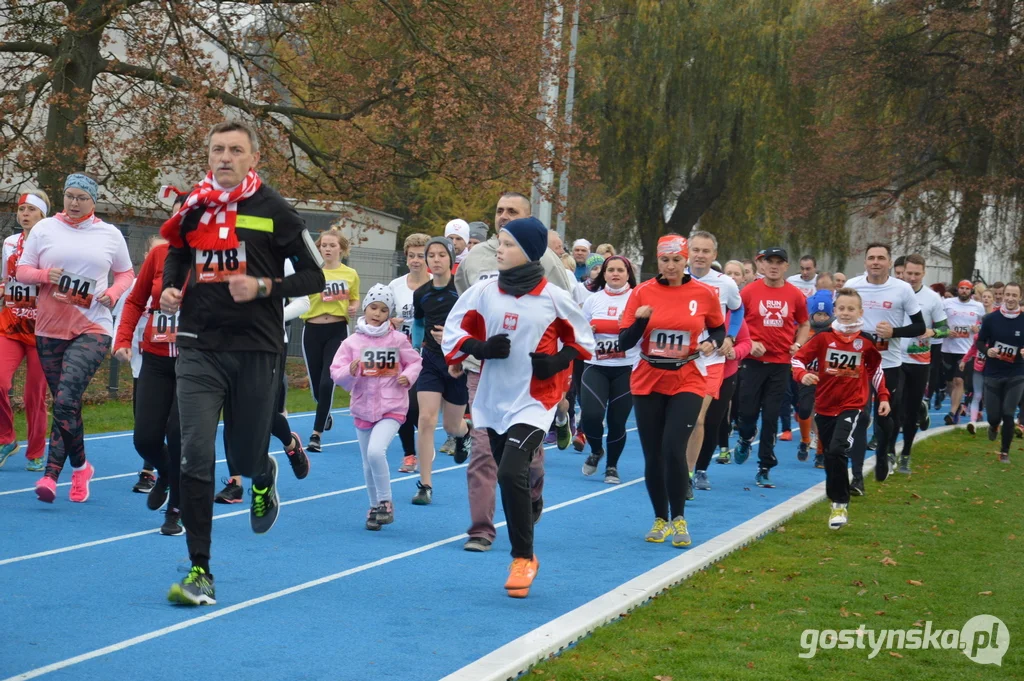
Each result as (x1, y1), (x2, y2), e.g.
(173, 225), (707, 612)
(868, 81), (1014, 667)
(873, 366), (904, 479)
(899, 363), (930, 458)
(302, 320), (348, 433)
(133, 353), (181, 510)
(177, 348), (278, 571)
(397, 381), (419, 457)
(697, 373), (738, 471)
(487, 424), (546, 559)
(984, 375), (1024, 453)
(736, 360), (791, 470)
(227, 351), (293, 479)
(815, 409), (862, 504)
(634, 391), (702, 520)
(796, 383), (816, 421)
(579, 364), (633, 468)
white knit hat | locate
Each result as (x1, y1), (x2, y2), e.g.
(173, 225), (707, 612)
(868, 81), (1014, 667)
(444, 219), (470, 242)
(361, 283), (395, 315)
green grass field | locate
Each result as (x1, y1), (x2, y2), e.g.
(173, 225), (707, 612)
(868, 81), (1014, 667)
(532, 431), (1022, 680)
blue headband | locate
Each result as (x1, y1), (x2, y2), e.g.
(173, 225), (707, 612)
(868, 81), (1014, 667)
(64, 174), (98, 203)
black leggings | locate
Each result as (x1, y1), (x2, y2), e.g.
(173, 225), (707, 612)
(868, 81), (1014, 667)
(899, 363), (930, 458)
(719, 372), (741, 449)
(488, 423), (546, 559)
(634, 391), (702, 520)
(579, 364), (633, 468)
(873, 366), (904, 478)
(984, 375), (1024, 453)
(133, 352), (181, 510)
(302, 320), (348, 432)
(697, 373), (738, 471)
(398, 381), (419, 456)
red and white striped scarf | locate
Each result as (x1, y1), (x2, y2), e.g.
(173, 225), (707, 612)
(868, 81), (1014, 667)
(159, 169), (262, 250)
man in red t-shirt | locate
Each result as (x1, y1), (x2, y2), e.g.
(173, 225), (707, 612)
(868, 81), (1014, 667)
(734, 247), (810, 488)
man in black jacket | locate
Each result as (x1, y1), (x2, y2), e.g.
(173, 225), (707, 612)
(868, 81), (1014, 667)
(160, 120), (325, 605)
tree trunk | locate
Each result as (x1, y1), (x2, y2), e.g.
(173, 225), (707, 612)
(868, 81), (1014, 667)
(950, 131), (993, 283)
(636, 182), (666, 276)
(38, 9), (106, 202)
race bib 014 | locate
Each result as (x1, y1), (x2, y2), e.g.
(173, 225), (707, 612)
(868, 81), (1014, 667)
(51, 273), (96, 308)
(360, 347), (400, 377)
(195, 243), (246, 283)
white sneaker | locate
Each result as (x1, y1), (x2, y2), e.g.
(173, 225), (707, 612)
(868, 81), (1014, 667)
(828, 502), (848, 530)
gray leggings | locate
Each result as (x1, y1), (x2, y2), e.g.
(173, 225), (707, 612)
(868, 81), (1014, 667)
(984, 375), (1024, 453)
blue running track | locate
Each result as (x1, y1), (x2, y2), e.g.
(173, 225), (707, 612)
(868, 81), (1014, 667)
(0, 406), (944, 681)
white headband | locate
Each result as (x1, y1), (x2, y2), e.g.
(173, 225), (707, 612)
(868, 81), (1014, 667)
(18, 193), (48, 217)
(573, 238), (591, 249)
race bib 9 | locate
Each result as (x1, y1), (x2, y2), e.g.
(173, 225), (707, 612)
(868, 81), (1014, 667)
(595, 337), (625, 361)
(322, 280), (349, 303)
(993, 341), (1019, 363)
(51, 273), (96, 308)
(5, 282), (38, 309)
(146, 311), (179, 343)
(360, 347), (400, 377)
(195, 243), (246, 283)
(648, 329), (691, 359)
(825, 348), (862, 377)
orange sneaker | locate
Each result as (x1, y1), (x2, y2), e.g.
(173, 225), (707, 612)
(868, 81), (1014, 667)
(779, 430), (793, 442)
(505, 555), (539, 598)
(398, 455), (417, 473)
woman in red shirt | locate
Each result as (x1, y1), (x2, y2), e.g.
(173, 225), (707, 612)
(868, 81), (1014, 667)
(619, 234), (725, 548)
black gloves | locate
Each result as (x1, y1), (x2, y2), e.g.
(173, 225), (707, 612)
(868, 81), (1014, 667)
(462, 334), (512, 360)
(530, 346), (579, 380)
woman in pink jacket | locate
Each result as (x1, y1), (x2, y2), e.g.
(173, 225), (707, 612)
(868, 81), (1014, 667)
(331, 284), (422, 530)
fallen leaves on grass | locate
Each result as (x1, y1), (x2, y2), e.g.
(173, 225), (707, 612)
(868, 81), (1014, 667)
(881, 557), (898, 566)
(979, 591), (993, 596)
(907, 580), (923, 586)
(890, 652), (903, 659)
(654, 676), (673, 681)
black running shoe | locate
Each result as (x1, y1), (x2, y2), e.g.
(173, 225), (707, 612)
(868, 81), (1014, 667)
(214, 478), (243, 504)
(146, 477), (170, 511)
(411, 482), (432, 505)
(285, 432), (310, 480)
(168, 566), (215, 606)
(161, 509), (184, 536)
(325, 414), (334, 431)
(133, 470), (156, 494)
(813, 453), (825, 469)
(250, 457), (280, 534)
(307, 432), (322, 453)
(866, 435), (877, 451)
(850, 476), (865, 496)
(453, 424), (471, 464)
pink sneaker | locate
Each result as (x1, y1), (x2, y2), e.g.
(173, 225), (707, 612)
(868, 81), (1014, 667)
(69, 462), (95, 503)
(35, 476), (57, 503)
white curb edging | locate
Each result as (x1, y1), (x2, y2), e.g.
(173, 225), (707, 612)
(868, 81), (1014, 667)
(440, 424), (961, 681)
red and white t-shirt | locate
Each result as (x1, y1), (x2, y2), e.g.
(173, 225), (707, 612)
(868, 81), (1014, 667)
(17, 216), (134, 339)
(792, 330), (889, 416)
(942, 298), (987, 355)
(692, 269), (742, 368)
(442, 278), (595, 434)
(582, 286), (638, 367)
(740, 279), (809, 364)
(620, 277), (724, 397)
(845, 274), (922, 369)
(0, 232), (38, 346)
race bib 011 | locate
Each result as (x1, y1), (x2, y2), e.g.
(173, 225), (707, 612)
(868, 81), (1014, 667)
(648, 328), (691, 359)
(146, 311), (179, 343)
(360, 347), (400, 377)
(195, 243), (246, 283)
(5, 282), (38, 309)
(51, 273), (96, 308)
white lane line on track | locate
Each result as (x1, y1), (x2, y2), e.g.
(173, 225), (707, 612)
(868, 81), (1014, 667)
(1, 477), (646, 681)
(0, 428), (616, 566)
(0, 423), (447, 497)
(0, 461), (471, 566)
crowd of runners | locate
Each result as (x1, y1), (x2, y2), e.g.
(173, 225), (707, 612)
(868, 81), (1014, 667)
(2, 120), (1020, 606)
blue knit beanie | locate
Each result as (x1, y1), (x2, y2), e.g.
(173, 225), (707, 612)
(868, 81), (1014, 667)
(808, 289), (834, 317)
(500, 217), (548, 262)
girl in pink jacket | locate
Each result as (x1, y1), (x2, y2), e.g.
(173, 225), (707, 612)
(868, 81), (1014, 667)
(331, 284), (422, 530)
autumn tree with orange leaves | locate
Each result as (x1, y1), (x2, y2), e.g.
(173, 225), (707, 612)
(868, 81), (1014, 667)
(790, 0), (1024, 281)
(0, 0), (586, 224)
